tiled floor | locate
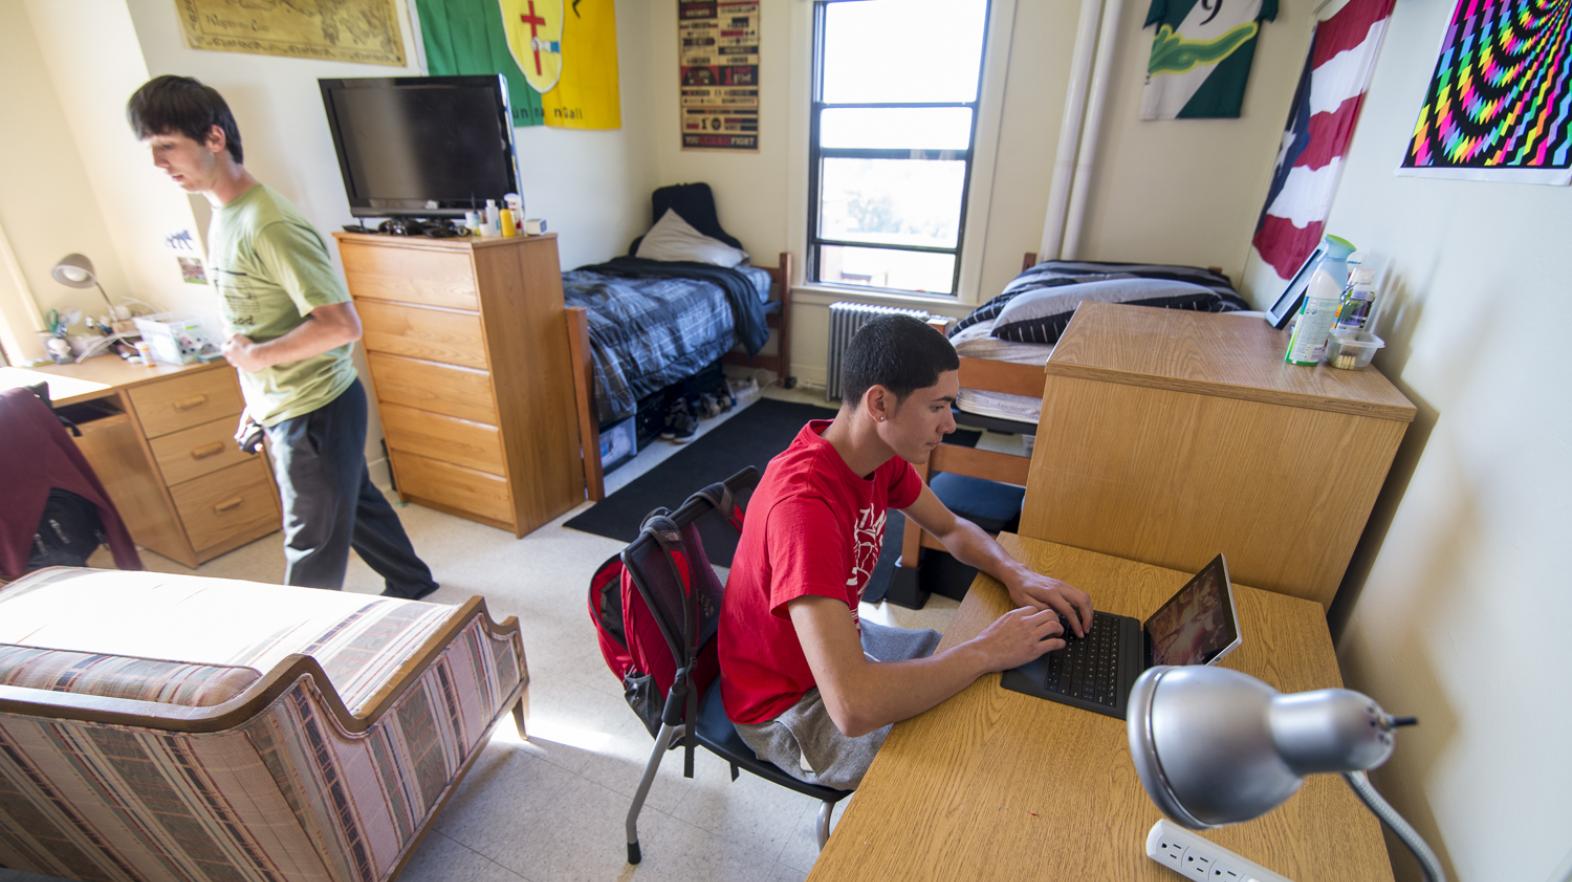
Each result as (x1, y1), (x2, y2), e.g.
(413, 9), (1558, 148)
(3, 384), (1027, 882)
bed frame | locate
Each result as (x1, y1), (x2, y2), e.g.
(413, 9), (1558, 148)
(891, 253), (1045, 604)
(565, 253), (794, 501)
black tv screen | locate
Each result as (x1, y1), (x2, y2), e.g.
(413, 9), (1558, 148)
(320, 76), (520, 218)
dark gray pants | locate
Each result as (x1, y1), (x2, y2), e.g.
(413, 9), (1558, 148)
(263, 379), (437, 597)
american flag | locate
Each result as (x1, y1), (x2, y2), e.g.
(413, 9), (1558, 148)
(1251, 0), (1395, 280)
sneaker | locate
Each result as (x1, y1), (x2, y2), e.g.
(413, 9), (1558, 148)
(660, 400), (699, 442)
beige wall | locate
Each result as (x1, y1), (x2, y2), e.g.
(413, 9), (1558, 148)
(1315, 2), (1572, 879)
(0, 2), (138, 362)
(638, 0), (1312, 388)
(25, 0), (207, 329)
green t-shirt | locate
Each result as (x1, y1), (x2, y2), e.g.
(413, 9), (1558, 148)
(207, 185), (357, 426)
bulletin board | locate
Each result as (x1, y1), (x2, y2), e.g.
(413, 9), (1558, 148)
(679, 0), (761, 150)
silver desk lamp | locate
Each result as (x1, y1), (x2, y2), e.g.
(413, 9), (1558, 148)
(1127, 665), (1445, 882)
(51, 253), (116, 315)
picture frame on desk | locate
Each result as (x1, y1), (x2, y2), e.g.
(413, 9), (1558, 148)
(1265, 242), (1326, 329)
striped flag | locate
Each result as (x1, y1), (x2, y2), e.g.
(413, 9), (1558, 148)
(1250, 0), (1394, 280)
(415, 0), (621, 130)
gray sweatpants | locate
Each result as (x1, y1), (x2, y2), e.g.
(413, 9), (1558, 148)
(735, 619), (941, 790)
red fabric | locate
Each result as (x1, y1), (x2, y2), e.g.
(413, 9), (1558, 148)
(0, 388), (141, 580)
(1295, 95), (1365, 171)
(719, 420), (921, 725)
(1252, 214), (1327, 280)
(1307, 0), (1395, 70)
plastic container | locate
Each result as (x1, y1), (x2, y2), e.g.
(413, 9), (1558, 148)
(1285, 261), (1346, 365)
(1325, 332), (1384, 370)
(1336, 266), (1378, 333)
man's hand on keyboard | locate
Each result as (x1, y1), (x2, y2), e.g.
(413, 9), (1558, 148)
(1003, 570), (1094, 638)
(971, 607), (1067, 671)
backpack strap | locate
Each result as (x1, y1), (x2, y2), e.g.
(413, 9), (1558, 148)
(642, 514), (704, 778)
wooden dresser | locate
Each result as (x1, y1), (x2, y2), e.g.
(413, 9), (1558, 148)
(333, 232), (583, 536)
(1019, 302), (1416, 609)
(4, 358), (280, 568)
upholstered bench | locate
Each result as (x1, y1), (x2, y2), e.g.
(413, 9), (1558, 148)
(0, 567), (528, 882)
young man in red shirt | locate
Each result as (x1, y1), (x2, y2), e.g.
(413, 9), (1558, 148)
(719, 316), (1093, 789)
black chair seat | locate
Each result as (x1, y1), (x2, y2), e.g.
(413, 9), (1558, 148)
(930, 472), (1025, 535)
(695, 679), (849, 803)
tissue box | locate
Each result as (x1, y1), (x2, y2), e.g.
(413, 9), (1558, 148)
(133, 315), (211, 365)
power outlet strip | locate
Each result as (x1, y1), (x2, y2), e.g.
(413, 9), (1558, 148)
(1145, 820), (1293, 882)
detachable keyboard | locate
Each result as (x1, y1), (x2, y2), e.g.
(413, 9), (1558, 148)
(1041, 610), (1123, 707)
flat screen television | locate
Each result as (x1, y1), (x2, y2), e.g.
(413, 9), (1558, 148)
(319, 75), (520, 219)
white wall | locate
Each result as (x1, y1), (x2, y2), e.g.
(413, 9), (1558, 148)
(0, 2), (141, 362)
(24, 0), (206, 328)
(637, 0), (1311, 388)
(1318, 2), (1572, 879)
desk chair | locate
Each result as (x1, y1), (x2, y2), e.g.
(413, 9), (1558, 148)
(618, 467), (850, 864)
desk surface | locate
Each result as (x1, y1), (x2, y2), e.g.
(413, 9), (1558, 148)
(1048, 302), (1415, 422)
(0, 358), (224, 407)
(808, 535), (1393, 881)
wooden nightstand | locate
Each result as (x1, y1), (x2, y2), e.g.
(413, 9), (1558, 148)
(1019, 302), (1416, 609)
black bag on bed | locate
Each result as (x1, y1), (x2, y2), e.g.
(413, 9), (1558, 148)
(628, 182), (744, 254)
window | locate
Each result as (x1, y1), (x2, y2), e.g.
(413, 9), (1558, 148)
(807, 0), (991, 296)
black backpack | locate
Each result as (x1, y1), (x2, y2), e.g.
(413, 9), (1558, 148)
(28, 488), (105, 571)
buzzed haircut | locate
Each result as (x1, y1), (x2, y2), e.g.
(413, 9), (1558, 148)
(126, 75), (244, 164)
(840, 314), (960, 406)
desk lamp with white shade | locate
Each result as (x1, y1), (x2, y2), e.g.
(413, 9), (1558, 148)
(1127, 665), (1445, 881)
(51, 253), (118, 317)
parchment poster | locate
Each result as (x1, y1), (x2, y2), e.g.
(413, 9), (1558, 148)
(175, 0), (406, 66)
(679, 0), (760, 150)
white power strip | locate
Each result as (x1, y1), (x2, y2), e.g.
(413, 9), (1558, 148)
(1146, 820), (1293, 882)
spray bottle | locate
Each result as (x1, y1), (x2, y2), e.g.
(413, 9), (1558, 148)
(1285, 236), (1354, 365)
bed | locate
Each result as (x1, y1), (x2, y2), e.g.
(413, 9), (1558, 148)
(565, 253), (794, 501)
(892, 254), (1249, 604)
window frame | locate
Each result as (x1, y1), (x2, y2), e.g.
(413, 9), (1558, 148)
(805, 0), (994, 298)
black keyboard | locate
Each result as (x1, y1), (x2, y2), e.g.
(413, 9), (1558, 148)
(1042, 611), (1122, 707)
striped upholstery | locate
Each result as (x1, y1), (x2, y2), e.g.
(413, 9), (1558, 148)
(0, 568), (528, 882)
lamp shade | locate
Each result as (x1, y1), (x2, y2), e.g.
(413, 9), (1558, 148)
(1126, 666), (1398, 828)
(51, 254), (97, 288)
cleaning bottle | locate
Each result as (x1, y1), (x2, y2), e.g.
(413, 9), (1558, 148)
(1285, 252), (1350, 365)
(1335, 266), (1378, 334)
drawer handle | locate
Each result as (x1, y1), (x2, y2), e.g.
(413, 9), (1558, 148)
(212, 496), (245, 514)
(189, 442), (225, 460)
(172, 394), (209, 412)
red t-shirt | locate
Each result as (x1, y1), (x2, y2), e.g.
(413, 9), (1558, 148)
(719, 420), (922, 724)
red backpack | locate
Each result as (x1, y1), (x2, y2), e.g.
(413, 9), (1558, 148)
(587, 484), (747, 736)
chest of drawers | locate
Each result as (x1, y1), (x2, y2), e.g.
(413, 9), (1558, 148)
(334, 233), (583, 536)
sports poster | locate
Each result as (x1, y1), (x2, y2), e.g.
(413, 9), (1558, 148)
(679, 0), (760, 150)
(1398, 0), (1571, 184)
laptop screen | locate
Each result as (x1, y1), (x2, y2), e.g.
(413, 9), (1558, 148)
(1143, 555), (1240, 667)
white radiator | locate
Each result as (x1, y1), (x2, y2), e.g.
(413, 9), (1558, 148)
(825, 302), (929, 401)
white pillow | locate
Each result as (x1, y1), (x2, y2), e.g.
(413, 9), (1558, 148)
(634, 208), (747, 267)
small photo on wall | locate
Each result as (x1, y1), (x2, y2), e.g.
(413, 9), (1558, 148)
(177, 257), (208, 285)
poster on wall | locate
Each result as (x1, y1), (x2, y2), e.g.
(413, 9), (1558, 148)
(1140, 0), (1278, 119)
(1398, 0), (1571, 185)
(1250, 0), (1393, 281)
(416, 0), (622, 129)
(679, 0), (760, 150)
(175, 0), (405, 66)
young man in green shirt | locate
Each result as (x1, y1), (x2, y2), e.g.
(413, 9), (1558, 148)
(127, 76), (437, 599)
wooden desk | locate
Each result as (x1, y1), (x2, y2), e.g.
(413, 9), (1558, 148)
(1020, 302), (1415, 608)
(2, 358), (279, 567)
(809, 535), (1393, 881)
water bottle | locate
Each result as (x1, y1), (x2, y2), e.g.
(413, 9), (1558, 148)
(1335, 266), (1378, 334)
(1285, 261), (1346, 365)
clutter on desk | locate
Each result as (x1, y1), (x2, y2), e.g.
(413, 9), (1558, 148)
(132, 314), (220, 365)
(1283, 242), (1386, 370)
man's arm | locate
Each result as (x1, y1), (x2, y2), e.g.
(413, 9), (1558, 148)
(789, 595), (1065, 737)
(222, 301), (361, 372)
(902, 483), (1094, 636)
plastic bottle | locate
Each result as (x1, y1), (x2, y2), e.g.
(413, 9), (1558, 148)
(1335, 266), (1377, 334)
(463, 210), (482, 236)
(1285, 261), (1346, 365)
(483, 199), (499, 236)
(498, 207), (517, 238)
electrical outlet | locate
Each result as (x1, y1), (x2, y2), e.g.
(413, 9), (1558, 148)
(1145, 820), (1293, 882)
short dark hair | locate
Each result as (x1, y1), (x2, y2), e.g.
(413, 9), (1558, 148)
(840, 315), (960, 406)
(126, 75), (243, 164)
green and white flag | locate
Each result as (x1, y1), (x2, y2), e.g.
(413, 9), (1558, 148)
(1141, 0), (1277, 120)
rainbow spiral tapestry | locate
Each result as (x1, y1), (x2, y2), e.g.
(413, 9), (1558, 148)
(1401, 0), (1572, 183)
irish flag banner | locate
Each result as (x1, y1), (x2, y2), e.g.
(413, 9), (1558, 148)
(416, 0), (621, 129)
(1142, 0), (1279, 119)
